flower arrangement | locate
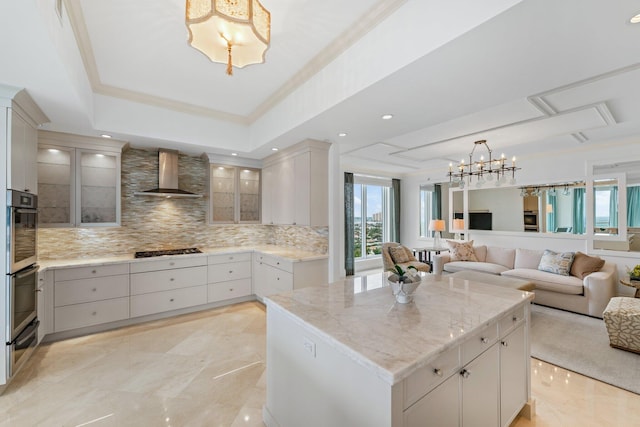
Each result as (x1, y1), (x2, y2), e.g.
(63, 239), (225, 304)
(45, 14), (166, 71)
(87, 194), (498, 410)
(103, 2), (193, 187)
(387, 264), (419, 283)
(627, 264), (640, 281)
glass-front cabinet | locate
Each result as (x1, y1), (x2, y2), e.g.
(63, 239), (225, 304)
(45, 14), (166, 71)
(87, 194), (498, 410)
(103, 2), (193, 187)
(37, 131), (125, 227)
(210, 164), (260, 223)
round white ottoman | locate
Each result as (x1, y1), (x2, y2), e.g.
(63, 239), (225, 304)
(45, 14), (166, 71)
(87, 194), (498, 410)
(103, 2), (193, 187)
(603, 297), (640, 354)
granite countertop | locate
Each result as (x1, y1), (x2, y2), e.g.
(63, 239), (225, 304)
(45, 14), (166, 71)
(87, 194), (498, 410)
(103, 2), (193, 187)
(37, 245), (328, 270)
(265, 274), (534, 385)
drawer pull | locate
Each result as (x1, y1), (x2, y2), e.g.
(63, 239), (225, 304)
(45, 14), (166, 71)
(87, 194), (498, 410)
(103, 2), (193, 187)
(512, 316), (518, 322)
(170, 262), (175, 266)
(229, 270), (233, 274)
(277, 277), (280, 281)
(92, 270), (97, 274)
(433, 368), (443, 377)
(170, 298), (175, 302)
(170, 278), (175, 281)
(92, 311), (97, 316)
(229, 256), (234, 260)
(277, 261), (280, 265)
(460, 369), (470, 379)
(501, 341), (509, 347)
(229, 288), (234, 292)
(481, 337), (488, 344)
(92, 288), (97, 292)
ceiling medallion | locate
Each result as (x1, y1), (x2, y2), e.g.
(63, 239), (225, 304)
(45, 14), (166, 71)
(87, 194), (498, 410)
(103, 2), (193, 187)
(186, 0), (271, 76)
(448, 140), (520, 189)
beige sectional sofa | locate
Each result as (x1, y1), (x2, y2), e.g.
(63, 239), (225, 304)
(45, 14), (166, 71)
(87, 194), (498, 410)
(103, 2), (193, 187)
(433, 245), (617, 318)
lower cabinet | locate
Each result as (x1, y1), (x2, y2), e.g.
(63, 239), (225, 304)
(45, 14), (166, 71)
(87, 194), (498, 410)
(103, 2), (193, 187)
(55, 297), (129, 332)
(253, 253), (327, 299)
(130, 286), (208, 317)
(403, 305), (528, 427)
(207, 252), (253, 303)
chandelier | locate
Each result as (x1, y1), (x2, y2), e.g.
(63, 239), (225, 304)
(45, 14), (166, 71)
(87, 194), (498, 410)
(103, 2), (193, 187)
(186, 0), (271, 75)
(448, 140), (519, 189)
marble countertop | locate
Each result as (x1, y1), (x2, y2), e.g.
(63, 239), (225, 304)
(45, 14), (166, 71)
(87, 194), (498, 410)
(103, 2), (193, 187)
(37, 245), (327, 270)
(265, 273), (534, 385)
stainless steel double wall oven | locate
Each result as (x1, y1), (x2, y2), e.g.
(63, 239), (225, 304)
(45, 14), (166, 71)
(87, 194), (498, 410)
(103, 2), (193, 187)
(6, 190), (39, 378)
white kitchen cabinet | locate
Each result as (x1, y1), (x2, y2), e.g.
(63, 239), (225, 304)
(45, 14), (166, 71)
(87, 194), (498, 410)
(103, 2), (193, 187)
(52, 262), (130, 333)
(131, 285), (208, 318)
(262, 140), (330, 226)
(404, 374), (459, 427)
(461, 344), (500, 427)
(500, 323), (527, 426)
(3, 88), (48, 194)
(207, 252), (253, 303)
(37, 131), (126, 227)
(253, 252), (328, 299)
(210, 164), (261, 223)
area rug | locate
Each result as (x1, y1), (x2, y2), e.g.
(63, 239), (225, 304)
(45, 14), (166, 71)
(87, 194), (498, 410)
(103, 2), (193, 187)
(530, 304), (640, 395)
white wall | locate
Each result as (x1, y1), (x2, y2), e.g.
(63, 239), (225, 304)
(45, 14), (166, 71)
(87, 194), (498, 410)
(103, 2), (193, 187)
(468, 187), (522, 231)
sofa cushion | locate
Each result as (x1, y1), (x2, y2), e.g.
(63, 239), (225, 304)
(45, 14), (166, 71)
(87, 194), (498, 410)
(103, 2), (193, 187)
(486, 247), (516, 269)
(502, 268), (584, 295)
(446, 240), (478, 261)
(443, 261), (509, 275)
(389, 246), (411, 264)
(473, 245), (487, 262)
(570, 252), (605, 279)
(538, 249), (575, 276)
(514, 248), (543, 269)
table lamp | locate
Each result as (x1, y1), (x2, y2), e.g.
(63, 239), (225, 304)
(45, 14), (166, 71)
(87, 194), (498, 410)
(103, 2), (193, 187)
(452, 219), (465, 240)
(430, 219), (446, 248)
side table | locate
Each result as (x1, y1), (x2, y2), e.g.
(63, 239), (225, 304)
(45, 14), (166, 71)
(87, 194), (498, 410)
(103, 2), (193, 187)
(620, 278), (640, 298)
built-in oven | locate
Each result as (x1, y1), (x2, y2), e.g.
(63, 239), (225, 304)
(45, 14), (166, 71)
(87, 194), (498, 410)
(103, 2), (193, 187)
(7, 190), (38, 273)
(6, 189), (39, 378)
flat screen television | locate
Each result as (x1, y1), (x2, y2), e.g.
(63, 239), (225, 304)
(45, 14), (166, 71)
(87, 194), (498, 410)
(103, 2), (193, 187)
(469, 212), (492, 230)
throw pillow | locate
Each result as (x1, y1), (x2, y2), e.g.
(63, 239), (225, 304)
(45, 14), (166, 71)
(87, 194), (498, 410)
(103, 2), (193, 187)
(537, 249), (575, 276)
(570, 251), (605, 279)
(389, 246), (411, 264)
(446, 240), (478, 262)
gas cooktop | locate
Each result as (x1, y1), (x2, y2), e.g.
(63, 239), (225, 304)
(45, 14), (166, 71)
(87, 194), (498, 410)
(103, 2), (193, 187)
(134, 248), (202, 258)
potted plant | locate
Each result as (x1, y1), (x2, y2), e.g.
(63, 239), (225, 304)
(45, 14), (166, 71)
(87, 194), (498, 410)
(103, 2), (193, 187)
(387, 264), (421, 303)
(627, 264), (640, 281)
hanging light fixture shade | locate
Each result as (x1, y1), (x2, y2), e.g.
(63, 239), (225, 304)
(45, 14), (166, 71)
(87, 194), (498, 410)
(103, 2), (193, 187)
(186, 0), (271, 75)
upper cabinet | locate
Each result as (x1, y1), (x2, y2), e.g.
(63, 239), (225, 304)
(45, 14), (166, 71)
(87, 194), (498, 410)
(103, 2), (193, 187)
(209, 164), (261, 224)
(1, 86), (49, 194)
(262, 140), (330, 227)
(37, 131), (127, 227)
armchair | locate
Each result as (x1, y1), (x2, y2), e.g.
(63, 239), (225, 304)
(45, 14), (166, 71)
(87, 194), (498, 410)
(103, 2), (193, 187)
(382, 242), (431, 273)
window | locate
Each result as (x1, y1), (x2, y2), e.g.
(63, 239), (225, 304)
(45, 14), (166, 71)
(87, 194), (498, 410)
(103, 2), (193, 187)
(353, 177), (391, 259)
(594, 184), (618, 229)
(419, 186), (434, 237)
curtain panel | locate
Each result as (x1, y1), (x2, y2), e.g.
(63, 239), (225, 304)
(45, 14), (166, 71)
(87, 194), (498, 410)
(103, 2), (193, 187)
(391, 179), (401, 243)
(344, 172), (355, 276)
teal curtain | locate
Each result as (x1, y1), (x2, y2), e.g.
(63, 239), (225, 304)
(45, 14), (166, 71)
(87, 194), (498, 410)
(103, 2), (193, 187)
(390, 179), (401, 242)
(573, 188), (586, 234)
(432, 184), (442, 228)
(344, 172), (354, 276)
(547, 193), (557, 232)
(628, 186), (640, 227)
(609, 186), (618, 228)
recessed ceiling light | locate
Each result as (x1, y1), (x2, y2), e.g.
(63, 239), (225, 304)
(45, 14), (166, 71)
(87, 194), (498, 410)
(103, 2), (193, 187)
(231, 152), (238, 156)
(48, 148), (60, 153)
(100, 134), (112, 138)
(271, 147), (279, 151)
(631, 13), (640, 24)
(381, 114), (393, 120)
(338, 132), (347, 137)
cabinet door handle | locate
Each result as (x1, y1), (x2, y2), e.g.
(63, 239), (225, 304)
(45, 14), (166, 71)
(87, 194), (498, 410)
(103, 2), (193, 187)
(35, 288), (43, 293)
(501, 341), (509, 347)
(512, 316), (518, 322)
(229, 288), (234, 292)
(460, 369), (470, 379)
(480, 337), (488, 344)
(170, 298), (175, 302)
(433, 368), (443, 377)
(229, 270), (233, 274)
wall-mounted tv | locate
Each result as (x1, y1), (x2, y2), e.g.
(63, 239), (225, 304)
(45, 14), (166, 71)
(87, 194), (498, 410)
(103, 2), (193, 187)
(469, 212), (492, 230)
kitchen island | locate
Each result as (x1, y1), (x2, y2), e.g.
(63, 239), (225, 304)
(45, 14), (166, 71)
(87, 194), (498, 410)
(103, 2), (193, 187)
(264, 273), (535, 427)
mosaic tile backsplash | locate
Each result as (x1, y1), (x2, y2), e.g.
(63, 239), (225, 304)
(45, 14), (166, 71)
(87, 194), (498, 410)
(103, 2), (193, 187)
(38, 147), (329, 260)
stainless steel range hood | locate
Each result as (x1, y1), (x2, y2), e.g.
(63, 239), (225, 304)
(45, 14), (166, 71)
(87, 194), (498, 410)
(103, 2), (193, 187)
(134, 149), (202, 198)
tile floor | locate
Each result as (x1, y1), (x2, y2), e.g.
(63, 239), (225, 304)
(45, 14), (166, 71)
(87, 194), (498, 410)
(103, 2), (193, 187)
(1, 300), (639, 426)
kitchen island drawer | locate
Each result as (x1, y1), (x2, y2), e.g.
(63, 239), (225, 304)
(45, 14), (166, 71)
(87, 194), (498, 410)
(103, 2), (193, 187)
(130, 285), (207, 317)
(130, 256), (206, 274)
(54, 263), (129, 282)
(208, 278), (252, 302)
(403, 344), (460, 409)
(130, 266), (207, 295)
(208, 261), (252, 283)
(54, 297), (129, 332)
(55, 274), (129, 307)
(462, 322), (498, 365)
(208, 252), (252, 265)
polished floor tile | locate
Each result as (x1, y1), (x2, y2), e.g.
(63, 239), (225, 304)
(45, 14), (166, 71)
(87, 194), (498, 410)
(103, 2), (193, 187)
(1, 300), (639, 426)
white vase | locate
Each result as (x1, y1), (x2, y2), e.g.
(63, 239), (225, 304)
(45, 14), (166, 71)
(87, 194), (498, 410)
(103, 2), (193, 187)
(389, 280), (420, 303)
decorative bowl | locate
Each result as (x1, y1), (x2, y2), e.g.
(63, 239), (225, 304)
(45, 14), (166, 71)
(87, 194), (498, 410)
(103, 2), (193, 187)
(389, 280), (421, 304)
